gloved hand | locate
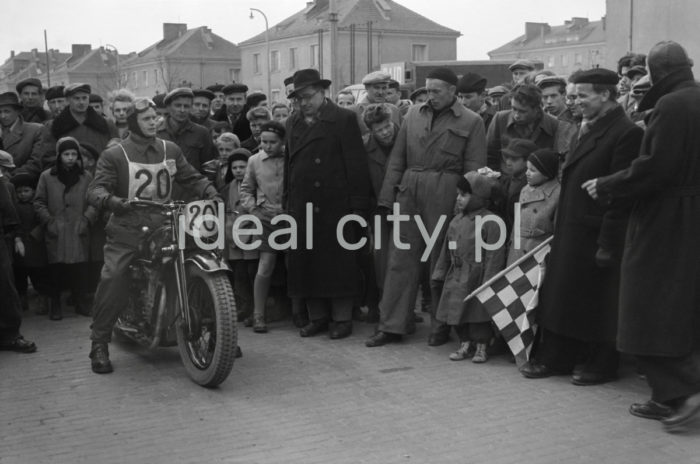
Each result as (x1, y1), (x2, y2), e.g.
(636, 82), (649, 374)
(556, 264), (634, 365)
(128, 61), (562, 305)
(595, 247), (614, 268)
(203, 186), (223, 203)
(107, 195), (133, 216)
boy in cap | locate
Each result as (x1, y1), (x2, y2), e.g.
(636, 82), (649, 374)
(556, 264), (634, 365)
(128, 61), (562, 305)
(241, 106), (272, 154)
(206, 84), (225, 115)
(190, 89), (217, 129)
(497, 138), (539, 235)
(89, 94), (105, 116)
(457, 72), (495, 130)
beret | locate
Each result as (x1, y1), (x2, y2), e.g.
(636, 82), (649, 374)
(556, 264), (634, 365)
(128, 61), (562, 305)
(536, 75), (567, 89)
(502, 138), (539, 159)
(509, 59), (535, 72)
(206, 84), (224, 93)
(193, 89), (216, 100)
(259, 120), (286, 139)
(457, 72), (487, 94)
(222, 83), (248, 95)
(16, 78), (43, 94)
(89, 94), (103, 103)
(625, 65), (648, 79)
(283, 76), (294, 86)
(152, 94), (166, 108)
(64, 83), (91, 97)
(362, 71), (392, 85)
(426, 67), (458, 86)
(45, 86), (65, 101)
(164, 87), (194, 105)
(571, 68), (619, 85)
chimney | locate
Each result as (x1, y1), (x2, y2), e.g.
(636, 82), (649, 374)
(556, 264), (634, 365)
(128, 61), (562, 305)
(71, 44), (92, 58)
(571, 17), (589, 28)
(602, 15), (606, 30)
(525, 22), (550, 41)
(11, 50), (15, 58)
(163, 23), (187, 41)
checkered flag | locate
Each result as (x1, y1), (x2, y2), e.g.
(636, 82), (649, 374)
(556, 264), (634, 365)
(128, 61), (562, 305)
(464, 237), (552, 366)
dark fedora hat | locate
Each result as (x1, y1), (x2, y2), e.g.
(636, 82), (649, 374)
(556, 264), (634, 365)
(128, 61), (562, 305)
(0, 92), (22, 109)
(288, 69), (331, 98)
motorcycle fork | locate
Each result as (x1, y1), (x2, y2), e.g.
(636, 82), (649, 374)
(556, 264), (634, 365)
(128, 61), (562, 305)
(174, 248), (196, 340)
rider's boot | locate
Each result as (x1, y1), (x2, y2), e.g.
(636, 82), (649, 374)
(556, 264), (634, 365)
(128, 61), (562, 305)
(90, 342), (113, 374)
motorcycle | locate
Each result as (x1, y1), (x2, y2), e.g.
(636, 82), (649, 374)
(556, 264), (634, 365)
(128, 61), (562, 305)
(114, 198), (237, 388)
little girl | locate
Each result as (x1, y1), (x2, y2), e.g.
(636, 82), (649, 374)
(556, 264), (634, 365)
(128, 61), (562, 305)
(240, 121), (285, 333)
(506, 148), (560, 265)
(433, 171), (506, 363)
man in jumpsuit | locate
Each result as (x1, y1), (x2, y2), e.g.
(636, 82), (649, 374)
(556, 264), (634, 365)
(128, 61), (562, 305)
(87, 98), (219, 374)
(366, 68), (487, 347)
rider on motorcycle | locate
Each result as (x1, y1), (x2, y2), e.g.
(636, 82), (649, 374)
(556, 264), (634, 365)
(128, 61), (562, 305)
(87, 94), (220, 374)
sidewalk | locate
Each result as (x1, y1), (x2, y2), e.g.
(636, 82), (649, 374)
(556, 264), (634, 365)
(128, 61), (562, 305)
(2, 305), (700, 464)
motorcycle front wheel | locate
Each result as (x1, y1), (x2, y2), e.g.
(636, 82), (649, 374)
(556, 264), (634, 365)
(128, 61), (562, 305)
(176, 265), (237, 388)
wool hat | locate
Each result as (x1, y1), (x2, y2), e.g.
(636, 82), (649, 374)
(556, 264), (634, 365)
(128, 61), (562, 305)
(502, 138), (539, 159)
(206, 84), (225, 93)
(362, 71), (392, 86)
(45, 86), (65, 101)
(164, 87), (194, 105)
(457, 73), (487, 94)
(80, 142), (100, 162)
(193, 89), (216, 101)
(0, 150), (16, 169)
(16, 78), (43, 94)
(56, 136), (81, 155)
(288, 69), (331, 98)
(64, 83), (91, 97)
(10, 173), (37, 189)
(571, 68), (619, 86)
(464, 171), (499, 200)
(229, 148), (251, 163)
(222, 83), (249, 95)
(528, 148), (559, 179)
(259, 120), (286, 139)
(509, 59), (535, 72)
(89, 94), (103, 103)
(426, 67), (458, 86)
(0, 92), (22, 109)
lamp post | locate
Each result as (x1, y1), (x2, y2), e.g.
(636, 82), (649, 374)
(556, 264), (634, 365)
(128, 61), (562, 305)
(250, 8), (271, 98)
(105, 44), (120, 88)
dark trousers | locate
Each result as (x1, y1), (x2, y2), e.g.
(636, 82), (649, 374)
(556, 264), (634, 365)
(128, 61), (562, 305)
(636, 351), (700, 404)
(229, 259), (257, 321)
(307, 298), (353, 322)
(454, 322), (493, 344)
(0, 237), (23, 342)
(48, 262), (89, 299)
(536, 328), (619, 374)
(90, 240), (137, 344)
(14, 264), (50, 296)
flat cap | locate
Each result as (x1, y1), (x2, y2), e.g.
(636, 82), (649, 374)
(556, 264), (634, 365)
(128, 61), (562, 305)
(89, 94), (103, 103)
(283, 76), (295, 86)
(0, 150), (16, 169)
(631, 75), (651, 96)
(164, 87), (194, 105)
(536, 75), (567, 89)
(16, 78), (43, 94)
(193, 89), (216, 100)
(625, 65), (648, 79)
(362, 71), (392, 86)
(457, 72), (487, 94)
(409, 87), (427, 101)
(571, 68), (619, 86)
(426, 67), (458, 86)
(222, 83), (248, 95)
(502, 138), (539, 159)
(509, 59), (535, 72)
(64, 83), (91, 97)
(487, 85), (509, 97)
(206, 84), (224, 93)
(45, 85), (64, 101)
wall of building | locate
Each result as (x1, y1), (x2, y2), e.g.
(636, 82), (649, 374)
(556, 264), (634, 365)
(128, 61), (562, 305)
(490, 43), (605, 76)
(606, 0), (700, 69)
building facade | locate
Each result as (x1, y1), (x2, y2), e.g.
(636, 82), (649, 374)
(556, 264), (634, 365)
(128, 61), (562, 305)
(0, 49), (71, 93)
(238, 0), (460, 101)
(488, 17), (606, 76)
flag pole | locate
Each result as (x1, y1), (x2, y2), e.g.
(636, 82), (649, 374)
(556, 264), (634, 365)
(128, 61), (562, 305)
(44, 29), (51, 87)
(463, 235), (554, 303)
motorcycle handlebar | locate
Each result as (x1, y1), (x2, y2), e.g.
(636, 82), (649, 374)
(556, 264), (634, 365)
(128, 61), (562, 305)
(129, 198), (182, 211)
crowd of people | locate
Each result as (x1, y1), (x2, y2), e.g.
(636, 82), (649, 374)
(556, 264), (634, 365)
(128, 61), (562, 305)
(1, 39), (699, 432)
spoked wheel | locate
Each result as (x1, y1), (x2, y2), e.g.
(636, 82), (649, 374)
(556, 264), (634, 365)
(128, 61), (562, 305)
(176, 265), (237, 387)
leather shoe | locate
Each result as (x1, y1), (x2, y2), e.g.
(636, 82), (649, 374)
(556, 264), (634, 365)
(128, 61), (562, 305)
(90, 343), (113, 374)
(519, 362), (569, 379)
(629, 400), (675, 421)
(662, 392), (700, 432)
(299, 320), (329, 337)
(427, 332), (450, 347)
(0, 335), (37, 353)
(329, 321), (353, 340)
(365, 331), (402, 347)
(571, 371), (617, 386)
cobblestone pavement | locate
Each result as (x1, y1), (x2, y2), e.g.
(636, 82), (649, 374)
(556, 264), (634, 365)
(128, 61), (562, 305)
(2, 300), (700, 464)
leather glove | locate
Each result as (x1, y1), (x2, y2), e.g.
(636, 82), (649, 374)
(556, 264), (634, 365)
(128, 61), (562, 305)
(595, 247), (614, 268)
(107, 195), (133, 216)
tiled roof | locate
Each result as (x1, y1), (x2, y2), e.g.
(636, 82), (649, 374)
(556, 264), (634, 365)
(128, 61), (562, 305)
(240, 0), (460, 46)
(489, 19), (605, 56)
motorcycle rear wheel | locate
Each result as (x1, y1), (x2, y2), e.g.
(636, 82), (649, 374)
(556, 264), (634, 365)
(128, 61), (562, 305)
(176, 265), (237, 388)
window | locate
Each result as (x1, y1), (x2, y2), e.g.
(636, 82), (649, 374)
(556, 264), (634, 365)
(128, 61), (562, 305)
(412, 44), (427, 61)
(310, 44), (319, 68)
(230, 68), (239, 82)
(154, 68), (159, 84)
(142, 70), (148, 86)
(271, 89), (280, 103)
(561, 54), (568, 66)
(547, 55), (555, 68)
(271, 50), (280, 72)
(289, 47), (298, 70)
(253, 53), (261, 74)
(574, 53), (583, 65)
(131, 71), (138, 88)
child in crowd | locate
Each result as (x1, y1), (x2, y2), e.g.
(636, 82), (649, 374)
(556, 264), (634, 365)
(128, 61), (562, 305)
(11, 174), (50, 313)
(507, 149), (560, 265)
(207, 132), (242, 190)
(433, 171), (506, 364)
(34, 137), (96, 320)
(240, 121), (285, 333)
(271, 103), (290, 125)
(498, 138), (539, 235)
(242, 107), (272, 154)
(222, 148), (258, 327)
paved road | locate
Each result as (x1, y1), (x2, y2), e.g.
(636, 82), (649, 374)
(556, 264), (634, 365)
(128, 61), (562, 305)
(2, 300), (700, 464)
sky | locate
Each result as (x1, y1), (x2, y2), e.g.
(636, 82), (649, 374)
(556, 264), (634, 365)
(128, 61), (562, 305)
(1, 0), (606, 60)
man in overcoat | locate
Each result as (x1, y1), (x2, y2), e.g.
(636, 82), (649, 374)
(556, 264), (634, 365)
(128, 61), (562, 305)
(16, 78), (50, 124)
(284, 69), (371, 340)
(520, 68), (643, 385)
(366, 67), (487, 347)
(0, 92), (43, 177)
(584, 41), (700, 431)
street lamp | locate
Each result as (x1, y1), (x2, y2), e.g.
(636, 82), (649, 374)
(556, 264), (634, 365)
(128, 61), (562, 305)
(250, 8), (271, 99)
(105, 44), (121, 88)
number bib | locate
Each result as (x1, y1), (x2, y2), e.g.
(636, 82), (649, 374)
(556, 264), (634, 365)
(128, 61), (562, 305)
(119, 141), (174, 202)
